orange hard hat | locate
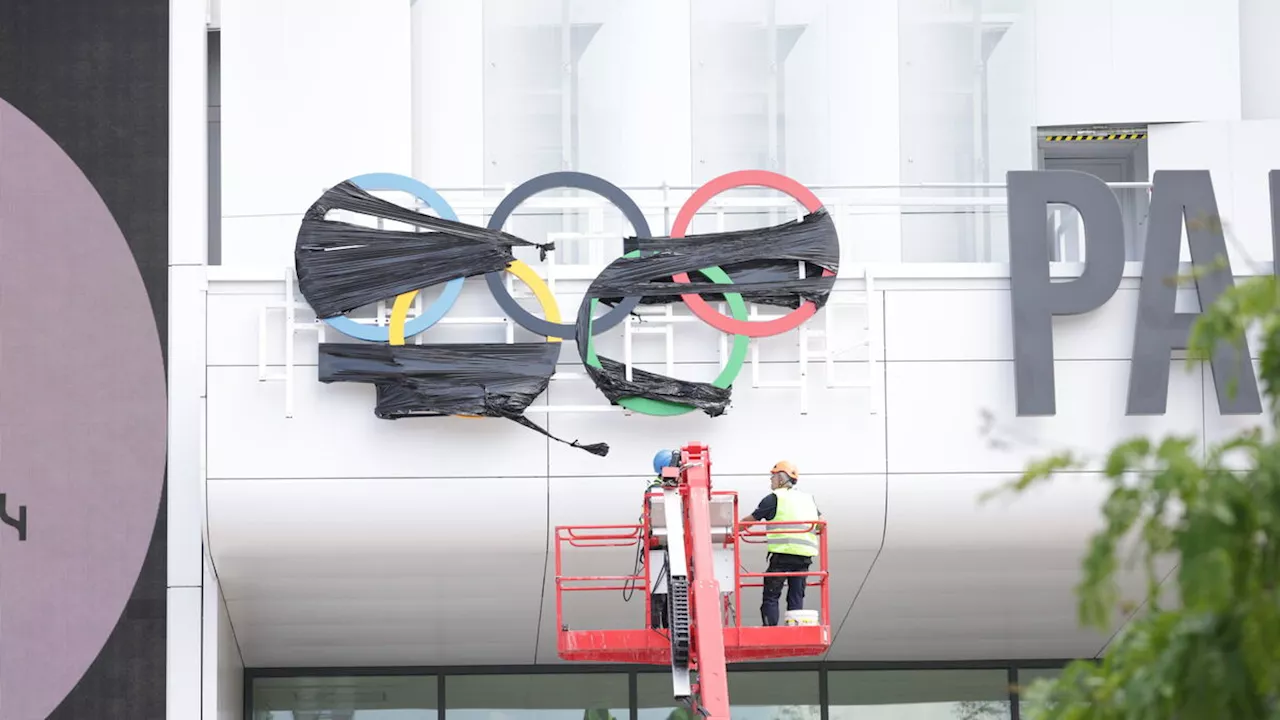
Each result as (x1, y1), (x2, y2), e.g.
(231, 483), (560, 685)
(771, 460), (798, 481)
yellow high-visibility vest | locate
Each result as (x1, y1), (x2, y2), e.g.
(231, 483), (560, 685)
(766, 488), (820, 557)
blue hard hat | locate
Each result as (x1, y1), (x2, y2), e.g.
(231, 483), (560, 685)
(653, 449), (675, 475)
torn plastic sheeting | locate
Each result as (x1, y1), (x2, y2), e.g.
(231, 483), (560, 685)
(296, 180), (552, 319)
(317, 342), (609, 456)
(592, 208), (839, 311)
(577, 208), (840, 416)
(583, 353), (733, 417)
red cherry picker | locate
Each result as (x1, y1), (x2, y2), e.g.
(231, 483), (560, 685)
(554, 442), (831, 719)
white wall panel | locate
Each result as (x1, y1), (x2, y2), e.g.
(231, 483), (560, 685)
(1226, 122), (1280, 267)
(985, 8), (1037, 266)
(167, 587), (203, 719)
(204, 551), (245, 720)
(1035, 0), (1241, 127)
(576, 0), (693, 187)
(218, 216), (304, 268)
(170, 266), (207, 588)
(883, 284), (1171, 362)
(207, 366), (550, 479)
(220, 0), (411, 265)
(544, 361), (883, 478)
(885, 360), (1205, 474)
(208, 476), (547, 666)
(412, 0), (484, 187)
(1032, 0), (1110, 127)
(1240, 0), (1280, 120)
(1148, 120), (1280, 267)
(218, 591), (244, 720)
(1146, 122), (1239, 265)
(831, 473), (1124, 661)
(1203, 360), (1274, 470)
(1109, 0), (1240, 123)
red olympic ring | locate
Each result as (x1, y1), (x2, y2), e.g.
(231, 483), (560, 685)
(670, 169), (836, 338)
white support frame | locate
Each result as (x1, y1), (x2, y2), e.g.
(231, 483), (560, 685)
(253, 180), (1142, 420)
(746, 267), (882, 416)
(257, 268), (314, 418)
(254, 266), (878, 419)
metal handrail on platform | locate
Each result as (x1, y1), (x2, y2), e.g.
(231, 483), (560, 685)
(553, 507), (831, 638)
(734, 519), (830, 629)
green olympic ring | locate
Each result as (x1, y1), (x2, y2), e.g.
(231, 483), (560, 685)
(582, 251), (750, 417)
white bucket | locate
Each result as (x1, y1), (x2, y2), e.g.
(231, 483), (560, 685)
(784, 610), (819, 626)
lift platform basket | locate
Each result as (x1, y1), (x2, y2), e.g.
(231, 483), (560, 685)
(553, 488), (831, 664)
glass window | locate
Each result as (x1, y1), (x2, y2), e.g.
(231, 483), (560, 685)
(479, 0), (673, 266)
(436, 0), (1046, 264)
(251, 675), (437, 719)
(1016, 667), (1064, 718)
(445, 673), (628, 720)
(828, 669), (1011, 719)
(637, 670), (820, 720)
(898, 0), (1038, 262)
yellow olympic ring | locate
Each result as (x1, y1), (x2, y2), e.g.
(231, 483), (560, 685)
(388, 260), (562, 345)
(388, 260), (563, 418)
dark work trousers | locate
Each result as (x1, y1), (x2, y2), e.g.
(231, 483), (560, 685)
(761, 552), (813, 626)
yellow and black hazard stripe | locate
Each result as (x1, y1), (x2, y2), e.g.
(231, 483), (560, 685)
(1043, 133), (1147, 142)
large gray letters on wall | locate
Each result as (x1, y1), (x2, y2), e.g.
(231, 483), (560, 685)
(1008, 169), (1264, 417)
(1008, 170), (1125, 416)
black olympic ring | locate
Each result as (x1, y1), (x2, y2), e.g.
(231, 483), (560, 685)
(484, 171), (653, 340)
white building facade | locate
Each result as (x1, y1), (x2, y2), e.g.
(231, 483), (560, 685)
(171, 1), (1280, 718)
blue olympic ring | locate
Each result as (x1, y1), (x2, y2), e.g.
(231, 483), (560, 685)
(322, 173), (464, 342)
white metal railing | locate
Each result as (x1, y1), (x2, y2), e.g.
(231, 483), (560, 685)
(256, 266), (879, 419)
(234, 180), (1151, 266)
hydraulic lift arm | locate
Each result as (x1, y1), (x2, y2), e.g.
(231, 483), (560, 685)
(658, 443), (730, 719)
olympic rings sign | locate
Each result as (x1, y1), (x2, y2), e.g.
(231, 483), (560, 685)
(317, 168), (838, 417)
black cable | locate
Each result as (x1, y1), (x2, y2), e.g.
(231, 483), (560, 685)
(651, 554), (672, 643)
(623, 481), (661, 602)
(621, 519), (645, 602)
(654, 554), (670, 595)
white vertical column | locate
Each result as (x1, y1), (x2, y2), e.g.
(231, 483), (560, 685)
(574, 0), (694, 189)
(221, 0), (411, 266)
(986, 4), (1039, 263)
(1240, 0), (1280, 120)
(829, 0), (900, 263)
(169, 0), (208, 718)
(412, 0), (485, 188)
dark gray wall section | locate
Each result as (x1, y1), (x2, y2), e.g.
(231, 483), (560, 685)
(1128, 170), (1261, 415)
(1271, 170), (1280, 277)
(0, 2), (168, 718)
(209, 30), (222, 265)
(1007, 170), (1125, 416)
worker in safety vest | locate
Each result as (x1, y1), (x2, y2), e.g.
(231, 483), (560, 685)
(738, 460), (822, 626)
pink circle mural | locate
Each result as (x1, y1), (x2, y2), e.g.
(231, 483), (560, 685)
(0, 97), (168, 719)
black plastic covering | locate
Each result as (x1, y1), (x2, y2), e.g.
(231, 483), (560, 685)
(591, 208), (839, 310)
(295, 180), (552, 319)
(319, 343), (609, 456)
(576, 208), (840, 416)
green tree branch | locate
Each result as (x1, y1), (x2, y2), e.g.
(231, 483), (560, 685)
(993, 273), (1280, 719)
